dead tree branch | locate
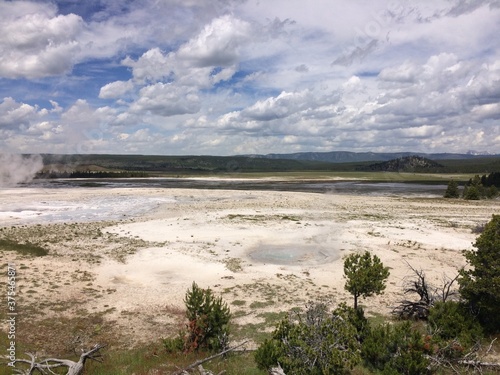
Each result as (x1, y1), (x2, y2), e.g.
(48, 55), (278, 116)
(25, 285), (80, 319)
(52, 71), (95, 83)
(392, 262), (458, 320)
(269, 363), (286, 374)
(173, 341), (249, 375)
(427, 338), (500, 373)
(9, 344), (106, 375)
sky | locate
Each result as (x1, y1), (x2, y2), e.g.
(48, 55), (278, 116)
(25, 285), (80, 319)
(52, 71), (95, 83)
(0, 0), (499, 156)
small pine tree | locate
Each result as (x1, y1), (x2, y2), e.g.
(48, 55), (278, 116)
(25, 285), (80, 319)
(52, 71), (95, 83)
(486, 185), (499, 199)
(463, 175), (488, 200)
(183, 282), (231, 352)
(444, 180), (460, 198)
(463, 185), (480, 200)
(344, 251), (390, 309)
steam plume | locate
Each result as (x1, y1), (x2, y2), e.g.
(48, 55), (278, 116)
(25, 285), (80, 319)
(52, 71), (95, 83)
(0, 154), (43, 187)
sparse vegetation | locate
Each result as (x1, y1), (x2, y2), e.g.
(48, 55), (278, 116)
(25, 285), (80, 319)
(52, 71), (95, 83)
(224, 257), (243, 272)
(0, 238), (48, 256)
(4, 172), (500, 374)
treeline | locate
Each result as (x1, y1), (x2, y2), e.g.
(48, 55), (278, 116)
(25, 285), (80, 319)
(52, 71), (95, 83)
(463, 172), (499, 200)
(478, 171), (500, 187)
(445, 171), (500, 199)
(39, 153), (337, 174)
(36, 170), (150, 179)
(34, 153), (500, 174)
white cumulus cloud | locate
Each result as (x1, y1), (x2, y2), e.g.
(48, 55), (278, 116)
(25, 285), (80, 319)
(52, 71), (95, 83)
(177, 15), (252, 67)
(99, 80), (134, 99)
(0, 4), (83, 78)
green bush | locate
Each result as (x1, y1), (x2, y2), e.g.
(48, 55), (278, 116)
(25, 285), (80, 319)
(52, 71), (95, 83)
(335, 302), (369, 343)
(428, 301), (482, 345)
(459, 215), (500, 333)
(254, 338), (281, 371)
(255, 302), (360, 374)
(361, 321), (429, 375)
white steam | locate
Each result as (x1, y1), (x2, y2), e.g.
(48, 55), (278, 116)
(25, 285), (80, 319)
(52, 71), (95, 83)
(0, 154), (43, 187)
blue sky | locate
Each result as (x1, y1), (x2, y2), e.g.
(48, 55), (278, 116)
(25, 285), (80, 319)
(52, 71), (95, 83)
(1, 0), (499, 155)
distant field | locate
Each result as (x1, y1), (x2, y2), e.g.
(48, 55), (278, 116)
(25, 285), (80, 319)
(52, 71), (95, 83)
(209, 171), (478, 183)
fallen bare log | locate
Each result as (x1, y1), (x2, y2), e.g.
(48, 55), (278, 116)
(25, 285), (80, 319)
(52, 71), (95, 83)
(427, 338), (500, 373)
(9, 343), (105, 375)
(173, 341), (248, 375)
(457, 360), (500, 369)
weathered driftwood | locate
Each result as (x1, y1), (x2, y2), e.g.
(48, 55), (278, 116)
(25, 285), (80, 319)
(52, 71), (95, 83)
(269, 363), (286, 374)
(173, 341), (248, 375)
(10, 343), (105, 375)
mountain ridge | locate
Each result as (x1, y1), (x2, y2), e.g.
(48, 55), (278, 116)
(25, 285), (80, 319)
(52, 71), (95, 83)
(245, 151), (499, 163)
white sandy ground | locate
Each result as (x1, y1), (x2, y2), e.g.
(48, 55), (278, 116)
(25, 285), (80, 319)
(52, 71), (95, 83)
(1, 185), (499, 347)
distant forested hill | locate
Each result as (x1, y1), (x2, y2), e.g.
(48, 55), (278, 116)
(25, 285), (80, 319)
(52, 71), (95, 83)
(359, 156), (445, 173)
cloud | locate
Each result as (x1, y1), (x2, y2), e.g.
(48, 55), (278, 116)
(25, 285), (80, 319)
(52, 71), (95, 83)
(177, 15), (252, 67)
(394, 125), (444, 139)
(378, 62), (418, 83)
(444, 0), (497, 17)
(1, 0), (499, 155)
(99, 80), (134, 99)
(0, 97), (44, 129)
(130, 83), (201, 117)
(103, 15), (252, 119)
(471, 103), (500, 120)
(295, 64), (309, 72)
(0, 0), (236, 79)
(332, 39), (378, 66)
(122, 48), (172, 83)
(241, 90), (314, 121)
(211, 89), (342, 139)
(0, 3), (83, 78)
(121, 15), (250, 85)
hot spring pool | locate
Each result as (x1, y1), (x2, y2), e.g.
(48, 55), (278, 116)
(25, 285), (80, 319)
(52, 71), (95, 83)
(248, 244), (339, 265)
